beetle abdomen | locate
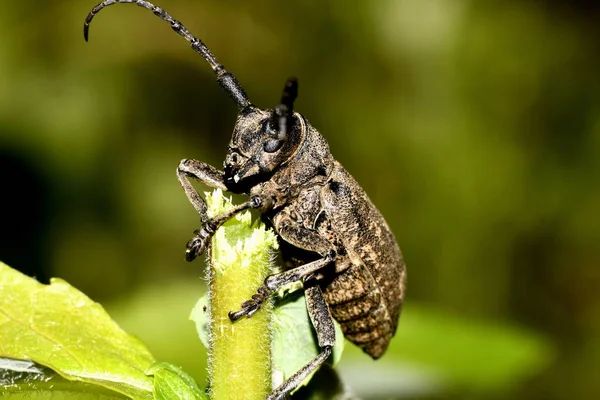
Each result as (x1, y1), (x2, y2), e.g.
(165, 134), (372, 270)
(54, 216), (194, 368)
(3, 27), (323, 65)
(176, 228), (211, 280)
(320, 162), (406, 358)
(323, 263), (396, 358)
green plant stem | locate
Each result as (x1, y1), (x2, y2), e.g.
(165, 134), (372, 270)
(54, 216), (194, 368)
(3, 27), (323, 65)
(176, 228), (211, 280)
(206, 190), (278, 400)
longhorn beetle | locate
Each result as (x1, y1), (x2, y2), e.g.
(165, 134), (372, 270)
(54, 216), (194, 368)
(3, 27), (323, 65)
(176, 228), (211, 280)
(84, 1), (406, 399)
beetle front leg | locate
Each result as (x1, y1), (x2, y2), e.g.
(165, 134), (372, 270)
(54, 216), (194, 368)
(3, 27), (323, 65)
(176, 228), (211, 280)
(177, 158), (269, 261)
(267, 282), (335, 400)
(177, 158), (227, 223)
(185, 195), (265, 261)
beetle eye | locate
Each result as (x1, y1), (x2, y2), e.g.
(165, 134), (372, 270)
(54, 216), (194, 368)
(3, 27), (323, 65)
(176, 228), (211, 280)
(265, 122), (279, 138)
(263, 139), (283, 153)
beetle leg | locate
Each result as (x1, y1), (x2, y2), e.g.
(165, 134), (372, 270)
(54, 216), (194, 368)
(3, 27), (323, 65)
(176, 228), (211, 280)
(267, 282), (335, 400)
(177, 158), (270, 261)
(264, 251), (335, 289)
(228, 251), (335, 321)
(177, 158), (227, 223)
(185, 195), (264, 261)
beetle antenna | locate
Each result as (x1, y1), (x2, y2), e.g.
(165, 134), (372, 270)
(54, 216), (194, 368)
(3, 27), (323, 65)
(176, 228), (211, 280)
(272, 77), (298, 139)
(84, 0), (251, 109)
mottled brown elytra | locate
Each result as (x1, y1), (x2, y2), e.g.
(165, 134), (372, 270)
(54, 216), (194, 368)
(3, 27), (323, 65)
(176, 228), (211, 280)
(84, 1), (406, 399)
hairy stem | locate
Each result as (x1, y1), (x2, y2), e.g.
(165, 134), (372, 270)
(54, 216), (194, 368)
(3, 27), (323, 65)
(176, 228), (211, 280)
(206, 190), (278, 400)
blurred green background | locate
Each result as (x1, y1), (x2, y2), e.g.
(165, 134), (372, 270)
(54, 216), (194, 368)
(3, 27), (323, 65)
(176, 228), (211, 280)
(1, 0), (599, 399)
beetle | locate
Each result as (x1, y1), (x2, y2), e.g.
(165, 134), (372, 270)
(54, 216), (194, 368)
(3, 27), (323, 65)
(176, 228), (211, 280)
(84, 1), (406, 399)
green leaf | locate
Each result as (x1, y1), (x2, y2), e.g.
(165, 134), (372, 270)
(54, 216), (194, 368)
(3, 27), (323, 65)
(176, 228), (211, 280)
(0, 357), (127, 399)
(105, 281), (209, 389)
(147, 362), (207, 400)
(0, 262), (156, 399)
(189, 295), (210, 350)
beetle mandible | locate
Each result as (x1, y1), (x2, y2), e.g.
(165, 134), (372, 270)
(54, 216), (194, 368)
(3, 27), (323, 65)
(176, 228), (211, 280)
(84, 1), (406, 398)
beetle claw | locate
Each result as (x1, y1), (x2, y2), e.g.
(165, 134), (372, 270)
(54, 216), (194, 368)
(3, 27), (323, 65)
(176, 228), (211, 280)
(228, 303), (259, 322)
(229, 286), (270, 322)
(185, 229), (211, 262)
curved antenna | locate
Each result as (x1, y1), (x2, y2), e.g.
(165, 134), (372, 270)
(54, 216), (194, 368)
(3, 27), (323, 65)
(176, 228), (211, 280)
(84, 0), (251, 109)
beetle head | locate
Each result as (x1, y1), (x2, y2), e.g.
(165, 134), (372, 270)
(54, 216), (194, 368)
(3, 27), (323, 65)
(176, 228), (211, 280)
(223, 78), (302, 192)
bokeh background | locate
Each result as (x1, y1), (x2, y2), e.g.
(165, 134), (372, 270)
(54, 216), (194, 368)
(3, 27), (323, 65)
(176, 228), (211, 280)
(1, 0), (599, 399)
